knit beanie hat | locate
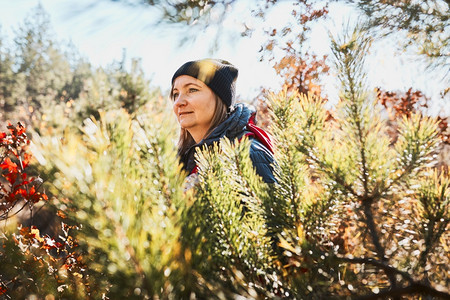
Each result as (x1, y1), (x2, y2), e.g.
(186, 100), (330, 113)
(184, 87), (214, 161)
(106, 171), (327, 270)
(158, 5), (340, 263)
(171, 59), (238, 108)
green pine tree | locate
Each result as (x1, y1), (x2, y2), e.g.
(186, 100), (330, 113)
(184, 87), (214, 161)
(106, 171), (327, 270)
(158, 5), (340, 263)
(0, 29), (16, 116)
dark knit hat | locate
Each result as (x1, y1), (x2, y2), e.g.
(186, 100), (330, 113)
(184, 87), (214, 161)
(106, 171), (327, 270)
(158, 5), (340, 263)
(171, 59), (238, 108)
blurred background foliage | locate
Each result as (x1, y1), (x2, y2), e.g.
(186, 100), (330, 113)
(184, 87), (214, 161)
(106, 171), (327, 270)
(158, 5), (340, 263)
(101, 0), (449, 72)
(0, 1), (449, 299)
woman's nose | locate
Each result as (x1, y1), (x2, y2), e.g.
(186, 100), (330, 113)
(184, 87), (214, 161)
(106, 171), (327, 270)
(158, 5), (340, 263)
(174, 94), (186, 107)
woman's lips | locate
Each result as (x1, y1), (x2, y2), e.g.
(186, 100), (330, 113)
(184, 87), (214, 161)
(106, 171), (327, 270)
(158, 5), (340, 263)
(179, 112), (193, 117)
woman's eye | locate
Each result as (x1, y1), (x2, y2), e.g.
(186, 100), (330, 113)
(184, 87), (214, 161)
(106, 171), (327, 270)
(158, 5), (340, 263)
(189, 88), (198, 93)
(172, 93), (179, 100)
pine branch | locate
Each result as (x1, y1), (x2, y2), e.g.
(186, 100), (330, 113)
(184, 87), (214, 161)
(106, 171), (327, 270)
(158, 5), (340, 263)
(338, 256), (414, 283)
(353, 283), (450, 300)
(354, 205), (399, 294)
(103, 205), (154, 296)
(361, 198), (399, 292)
(338, 256), (450, 299)
(355, 112), (369, 196)
(419, 219), (449, 271)
(361, 200), (385, 258)
(340, 34), (370, 196)
(150, 138), (173, 207)
(282, 145), (302, 226)
(330, 24), (400, 293)
(303, 153), (358, 197)
(414, 167), (450, 275)
(231, 139), (261, 205)
(378, 137), (438, 197)
(198, 169), (247, 277)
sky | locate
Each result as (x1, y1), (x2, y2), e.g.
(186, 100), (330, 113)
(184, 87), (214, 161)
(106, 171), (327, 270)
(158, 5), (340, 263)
(0, 0), (448, 115)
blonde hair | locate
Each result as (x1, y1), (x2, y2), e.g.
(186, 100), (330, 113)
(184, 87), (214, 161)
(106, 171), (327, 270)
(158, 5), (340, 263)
(177, 94), (228, 157)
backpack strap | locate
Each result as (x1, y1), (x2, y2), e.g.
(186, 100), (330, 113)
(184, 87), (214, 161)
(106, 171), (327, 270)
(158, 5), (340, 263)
(190, 164), (199, 175)
(244, 113), (274, 154)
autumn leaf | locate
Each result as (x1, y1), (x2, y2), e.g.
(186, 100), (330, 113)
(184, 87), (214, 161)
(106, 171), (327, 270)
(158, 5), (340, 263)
(15, 188), (28, 197)
(30, 226), (44, 243)
(7, 123), (14, 135)
(3, 172), (18, 185)
(57, 210), (67, 219)
(0, 157), (18, 172)
(23, 153), (32, 168)
(16, 125), (26, 136)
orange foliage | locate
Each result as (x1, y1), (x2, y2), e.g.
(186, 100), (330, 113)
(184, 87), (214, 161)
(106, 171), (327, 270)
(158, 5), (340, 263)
(260, 1), (329, 98)
(0, 123), (85, 297)
(0, 122), (48, 219)
(256, 1), (329, 129)
(377, 88), (450, 146)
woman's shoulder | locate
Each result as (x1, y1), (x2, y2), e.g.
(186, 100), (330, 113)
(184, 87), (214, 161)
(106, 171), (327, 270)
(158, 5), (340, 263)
(249, 138), (273, 162)
(248, 138), (276, 183)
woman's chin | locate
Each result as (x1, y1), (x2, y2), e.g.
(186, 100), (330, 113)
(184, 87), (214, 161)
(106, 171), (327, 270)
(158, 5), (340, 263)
(179, 121), (192, 129)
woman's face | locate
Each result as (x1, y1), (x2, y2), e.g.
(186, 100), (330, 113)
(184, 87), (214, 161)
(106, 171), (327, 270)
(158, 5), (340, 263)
(172, 75), (216, 142)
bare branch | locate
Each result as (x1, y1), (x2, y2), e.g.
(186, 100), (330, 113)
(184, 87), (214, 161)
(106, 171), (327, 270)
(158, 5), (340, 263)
(354, 283), (450, 300)
(338, 256), (414, 283)
(338, 256), (450, 299)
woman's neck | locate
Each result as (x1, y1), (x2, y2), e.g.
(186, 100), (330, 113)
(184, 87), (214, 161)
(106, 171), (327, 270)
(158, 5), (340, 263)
(189, 128), (209, 144)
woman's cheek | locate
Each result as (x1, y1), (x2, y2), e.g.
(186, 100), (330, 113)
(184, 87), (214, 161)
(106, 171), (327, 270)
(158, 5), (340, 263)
(173, 107), (179, 122)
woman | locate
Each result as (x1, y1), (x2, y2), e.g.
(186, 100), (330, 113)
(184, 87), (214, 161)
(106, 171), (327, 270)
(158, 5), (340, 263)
(171, 59), (275, 184)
